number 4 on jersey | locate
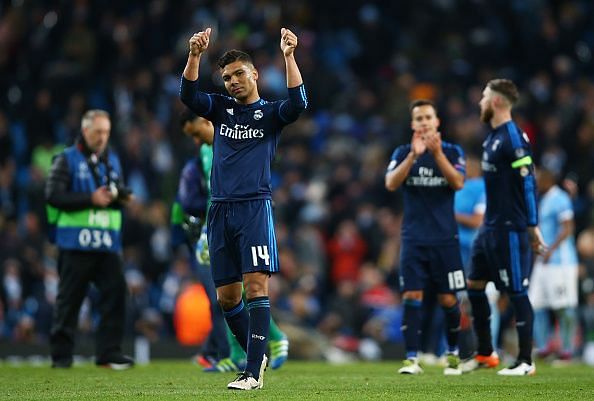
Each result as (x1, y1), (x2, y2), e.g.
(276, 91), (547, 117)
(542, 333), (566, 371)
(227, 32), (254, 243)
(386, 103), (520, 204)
(251, 245), (270, 266)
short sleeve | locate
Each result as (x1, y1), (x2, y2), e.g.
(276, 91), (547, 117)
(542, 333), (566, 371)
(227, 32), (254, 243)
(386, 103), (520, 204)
(386, 146), (408, 173)
(474, 189), (486, 214)
(556, 192), (574, 222)
(448, 144), (466, 176)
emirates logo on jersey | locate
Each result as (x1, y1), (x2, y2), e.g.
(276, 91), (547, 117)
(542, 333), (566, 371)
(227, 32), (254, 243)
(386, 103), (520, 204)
(219, 123), (264, 139)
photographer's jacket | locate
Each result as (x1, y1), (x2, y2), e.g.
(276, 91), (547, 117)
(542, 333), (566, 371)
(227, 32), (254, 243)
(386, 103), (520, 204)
(45, 138), (125, 253)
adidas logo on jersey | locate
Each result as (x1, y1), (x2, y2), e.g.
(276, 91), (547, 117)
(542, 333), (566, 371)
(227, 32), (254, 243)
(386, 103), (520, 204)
(220, 123), (264, 139)
(226, 108), (234, 115)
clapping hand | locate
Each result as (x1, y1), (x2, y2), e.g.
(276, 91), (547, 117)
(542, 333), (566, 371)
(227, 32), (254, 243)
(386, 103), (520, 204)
(411, 130), (427, 158)
(424, 131), (443, 155)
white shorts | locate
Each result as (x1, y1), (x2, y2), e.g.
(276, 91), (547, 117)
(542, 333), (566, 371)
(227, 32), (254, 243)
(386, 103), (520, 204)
(485, 281), (500, 304)
(528, 262), (578, 309)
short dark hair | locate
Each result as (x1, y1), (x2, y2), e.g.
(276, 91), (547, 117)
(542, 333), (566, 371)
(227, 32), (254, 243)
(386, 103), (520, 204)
(179, 108), (197, 127)
(409, 99), (437, 115)
(487, 79), (519, 105)
(217, 50), (253, 69)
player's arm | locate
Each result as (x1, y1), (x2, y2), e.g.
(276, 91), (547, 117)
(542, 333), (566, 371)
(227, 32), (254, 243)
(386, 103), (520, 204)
(183, 28), (211, 81)
(425, 133), (464, 190)
(180, 28), (215, 116)
(508, 137), (547, 254)
(385, 152), (416, 191)
(278, 28), (307, 124)
(385, 139), (421, 191)
(543, 200), (574, 262)
(178, 161), (207, 218)
(455, 209), (484, 229)
(542, 218), (573, 262)
(281, 28), (303, 88)
(46, 153), (107, 210)
(456, 183), (485, 228)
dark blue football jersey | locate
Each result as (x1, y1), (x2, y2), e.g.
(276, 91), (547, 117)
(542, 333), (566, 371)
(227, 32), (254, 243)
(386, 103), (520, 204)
(180, 77), (307, 201)
(481, 121), (538, 229)
(387, 141), (466, 244)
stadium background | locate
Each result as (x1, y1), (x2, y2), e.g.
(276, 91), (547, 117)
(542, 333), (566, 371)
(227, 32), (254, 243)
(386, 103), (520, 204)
(1, 0), (593, 363)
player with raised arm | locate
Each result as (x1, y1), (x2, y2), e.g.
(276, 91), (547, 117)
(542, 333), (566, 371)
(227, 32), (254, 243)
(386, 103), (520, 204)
(180, 27), (306, 390)
(177, 112), (289, 373)
(385, 100), (466, 376)
(463, 79), (547, 376)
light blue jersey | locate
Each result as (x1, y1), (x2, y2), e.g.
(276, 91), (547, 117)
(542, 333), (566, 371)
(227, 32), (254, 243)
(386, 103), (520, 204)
(539, 185), (578, 266)
(455, 178), (486, 248)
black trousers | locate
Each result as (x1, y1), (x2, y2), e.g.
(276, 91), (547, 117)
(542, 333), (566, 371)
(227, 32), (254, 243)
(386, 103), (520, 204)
(50, 249), (127, 363)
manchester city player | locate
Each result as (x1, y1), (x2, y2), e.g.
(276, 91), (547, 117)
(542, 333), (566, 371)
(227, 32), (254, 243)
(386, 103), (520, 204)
(180, 27), (307, 390)
(529, 167), (579, 361)
(386, 100), (466, 375)
(463, 79), (547, 376)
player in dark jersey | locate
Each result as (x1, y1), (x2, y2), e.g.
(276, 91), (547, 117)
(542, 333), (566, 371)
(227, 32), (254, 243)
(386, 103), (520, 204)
(385, 100), (466, 375)
(178, 112), (289, 373)
(462, 79), (547, 376)
(180, 27), (307, 390)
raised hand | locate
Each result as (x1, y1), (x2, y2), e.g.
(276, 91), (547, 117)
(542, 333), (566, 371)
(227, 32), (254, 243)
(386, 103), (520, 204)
(189, 28), (211, 56)
(411, 130), (427, 157)
(280, 28), (298, 57)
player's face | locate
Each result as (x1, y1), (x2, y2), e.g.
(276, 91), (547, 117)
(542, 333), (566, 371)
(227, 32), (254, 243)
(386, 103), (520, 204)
(183, 117), (213, 145)
(535, 168), (554, 193)
(82, 116), (110, 154)
(221, 61), (258, 102)
(410, 105), (439, 135)
(479, 87), (494, 123)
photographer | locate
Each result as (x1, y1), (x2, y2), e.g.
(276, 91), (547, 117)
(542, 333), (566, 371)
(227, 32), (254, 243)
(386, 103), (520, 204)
(45, 109), (134, 369)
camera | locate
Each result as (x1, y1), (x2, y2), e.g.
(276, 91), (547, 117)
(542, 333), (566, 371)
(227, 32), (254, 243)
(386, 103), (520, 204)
(109, 182), (133, 200)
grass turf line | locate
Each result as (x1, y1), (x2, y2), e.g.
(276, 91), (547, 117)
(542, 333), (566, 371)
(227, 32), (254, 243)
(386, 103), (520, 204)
(1, 360), (593, 400)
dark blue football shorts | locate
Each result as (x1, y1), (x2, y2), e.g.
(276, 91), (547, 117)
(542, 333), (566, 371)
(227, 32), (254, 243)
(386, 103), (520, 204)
(468, 227), (532, 293)
(399, 241), (466, 293)
(207, 199), (279, 288)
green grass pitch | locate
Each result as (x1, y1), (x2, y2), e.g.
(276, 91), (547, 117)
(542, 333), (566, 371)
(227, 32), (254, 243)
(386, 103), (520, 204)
(1, 360), (592, 400)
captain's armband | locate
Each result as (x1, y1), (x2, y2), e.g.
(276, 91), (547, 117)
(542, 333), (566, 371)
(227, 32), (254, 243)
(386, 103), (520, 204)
(511, 155), (532, 169)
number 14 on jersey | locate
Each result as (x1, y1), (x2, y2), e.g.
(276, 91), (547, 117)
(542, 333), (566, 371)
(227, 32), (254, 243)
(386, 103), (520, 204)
(251, 245), (270, 266)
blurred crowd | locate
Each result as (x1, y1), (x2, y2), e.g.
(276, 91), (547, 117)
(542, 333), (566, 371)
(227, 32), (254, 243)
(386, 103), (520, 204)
(1, 0), (594, 361)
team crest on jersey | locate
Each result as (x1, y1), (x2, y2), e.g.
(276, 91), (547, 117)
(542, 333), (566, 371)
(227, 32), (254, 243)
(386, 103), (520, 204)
(515, 147), (526, 158)
(253, 109), (263, 120)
